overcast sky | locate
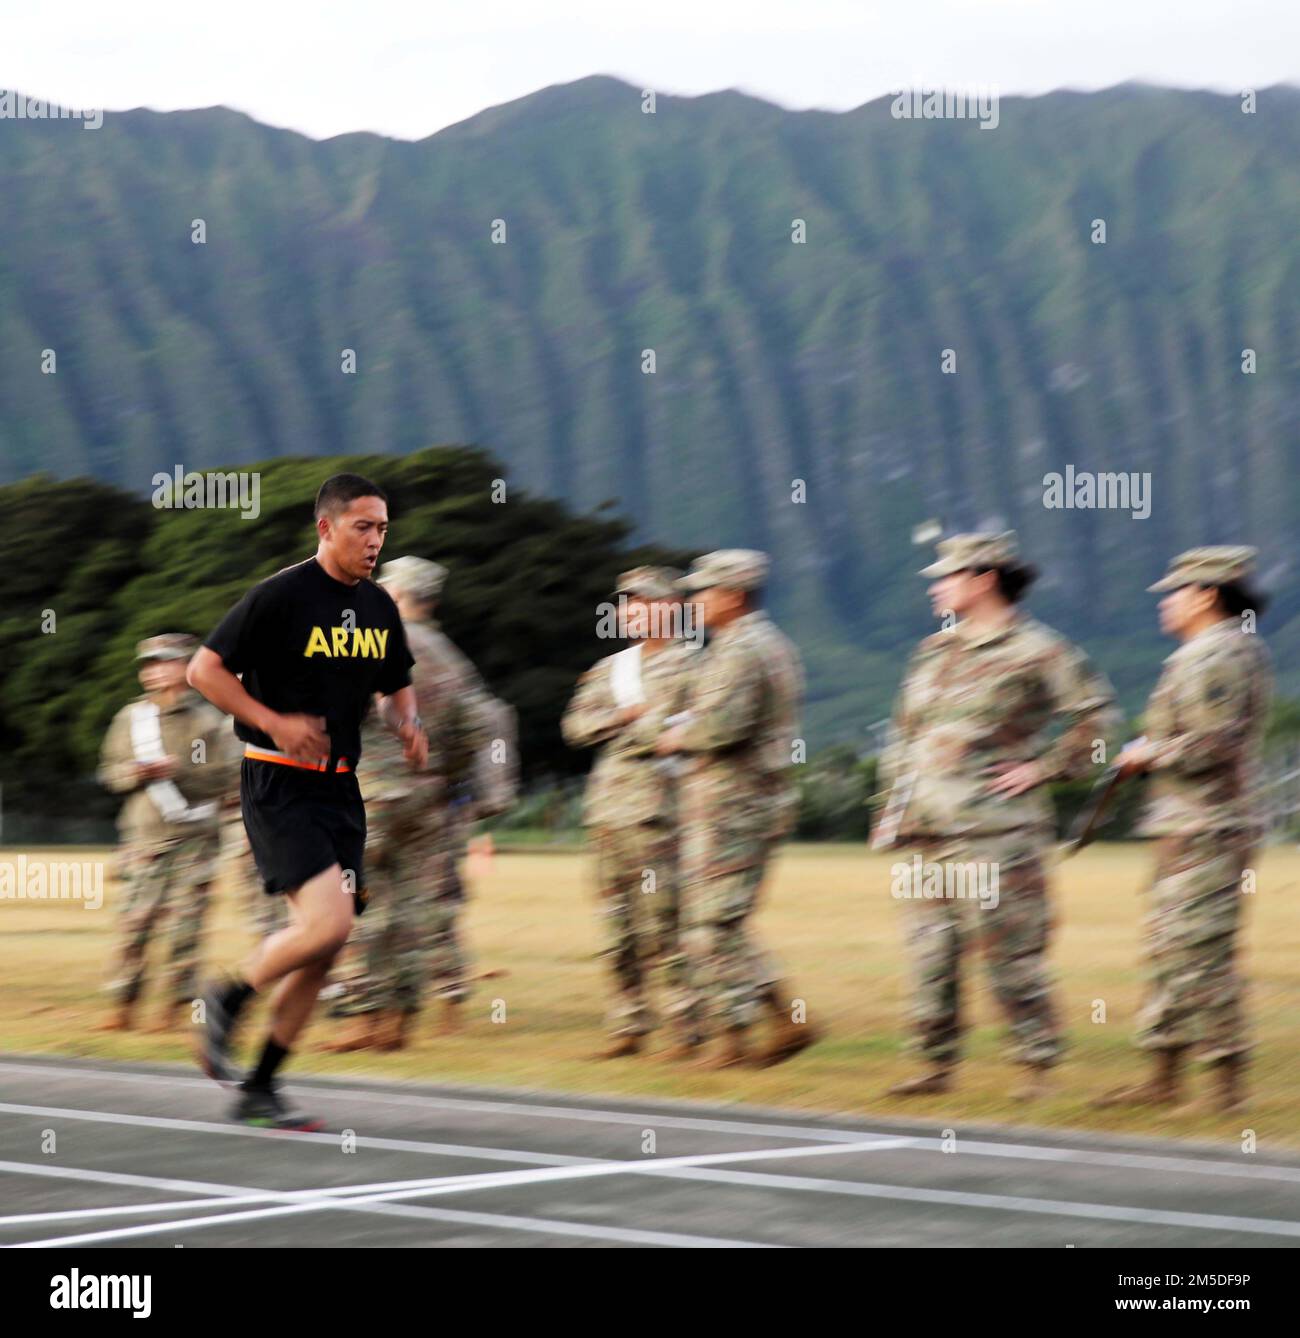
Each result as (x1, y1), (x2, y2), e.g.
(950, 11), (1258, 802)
(3, 0), (1297, 141)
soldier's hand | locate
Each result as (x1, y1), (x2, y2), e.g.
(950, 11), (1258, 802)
(655, 725), (686, 756)
(1116, 739), (1155, 777)
(270, 713), (330, 764)
(137, 757), (178, 782)
(400, 718), (429, 770)
(620, 704), (647, 725)
(986, 759), (1045, 797)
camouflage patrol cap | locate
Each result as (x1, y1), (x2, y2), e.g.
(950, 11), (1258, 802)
(678, 549), (769, 593)
(378, 555), (448, 601)
(136, 632), (197, 661)
(919, 531), (1022, 578)
(1148, 546), (1258, 592)
(615, 566), (683, 600)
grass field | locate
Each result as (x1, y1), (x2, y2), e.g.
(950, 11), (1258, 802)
(3, 842), (1298, 1146)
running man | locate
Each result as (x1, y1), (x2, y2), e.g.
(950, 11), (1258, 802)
(187, 473), (426, 1129)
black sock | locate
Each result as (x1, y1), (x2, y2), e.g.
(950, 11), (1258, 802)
(218, 977), (256, 1017)
(245, 1038), (289, 1091)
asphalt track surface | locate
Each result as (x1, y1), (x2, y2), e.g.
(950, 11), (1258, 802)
(1, 1054), (1298, 1248)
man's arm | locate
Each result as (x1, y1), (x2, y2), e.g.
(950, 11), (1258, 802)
(561, 660), (628, 750)
(658, 643), (760, 755)
(97, 707), (147, 794)
(187, 647), (329, 764)
(374, 684), (429, 770)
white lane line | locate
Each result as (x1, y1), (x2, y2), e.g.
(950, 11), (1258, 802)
(0, 1159), (775, 1249)
(0, 1156), (261, 1200)
(652, 1165), (1300, 1240)
(0, 1101), (583, 1168)
(13, 1120), (1300, 1248)
(2, 1057), (1296, 1184)
(0, 1059), (866, 1144)
(5, 1091), (1294, 1236)
(0, 1159), (541, 1226)
(294, 1087), (1300, 1184)
(16, 1138), (905, 1247)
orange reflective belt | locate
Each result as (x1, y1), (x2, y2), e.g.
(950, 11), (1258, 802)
(243, 745), (351, 774)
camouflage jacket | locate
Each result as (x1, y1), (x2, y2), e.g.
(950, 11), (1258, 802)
(98, 689), (236, 846)
(882, 614), (1118, 837)
(561, 642), (695, 829)
(357, 618), (490, 806)
(674, 612), (804, 835)
(1138, 618), (1273, 836)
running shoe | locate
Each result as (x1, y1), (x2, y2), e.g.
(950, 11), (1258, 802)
(231, 1083), (325, 1133)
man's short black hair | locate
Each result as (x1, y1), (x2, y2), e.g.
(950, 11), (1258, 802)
(315, 473), (388, 519)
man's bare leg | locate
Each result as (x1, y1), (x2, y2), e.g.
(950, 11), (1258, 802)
(197, 864), (352, 1101)
(221, 867), (356, 1129)
(264, 959), (334, 1048)
(246, 865), (354, 993)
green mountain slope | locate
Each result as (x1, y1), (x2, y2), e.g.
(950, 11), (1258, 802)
(2, 79), (1298, 738)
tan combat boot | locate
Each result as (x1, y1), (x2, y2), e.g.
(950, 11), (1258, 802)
(375, 1010), (411, 1052)
(886, 1065), (956, 1097)
(320, 1014), (380, 1053)
(1011, 1065), (1055, 1101)
(1090, 1048), (1185, 1109)
(594, 1034), (643, 1060)
(436, 999), (463, 1037)
(754, 989), (823, 1068)
(660, 1026), (706, 1063)
(1178, 1055), (1248, 1117)
(95, 1002), (135, 1033)
(694, 1028), (749, 1071)
(146, 1001), (188, 1034)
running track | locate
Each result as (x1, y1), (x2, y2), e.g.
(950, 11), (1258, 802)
(1, 1055), (1297, 1248)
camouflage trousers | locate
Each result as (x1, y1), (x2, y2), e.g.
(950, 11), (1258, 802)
(901, 832), (1061, 1069)
(106, 834), (218, 1006)
(592, 823), (691, 1038)
(1135, 830), (1251, 1062)
(334, 797), (468, 1017)
(678, 809), (780, 1033)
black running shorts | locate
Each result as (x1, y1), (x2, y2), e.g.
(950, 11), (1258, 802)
(240, 758), (368, 914)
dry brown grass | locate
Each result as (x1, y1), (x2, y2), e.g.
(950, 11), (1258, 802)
(2, 841), (1297, 1146)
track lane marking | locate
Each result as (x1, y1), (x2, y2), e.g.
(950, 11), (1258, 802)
(14, 1138), (902, 1247)
(0, 1159), (775, 1249)
(2, 1057), (1295, 1184)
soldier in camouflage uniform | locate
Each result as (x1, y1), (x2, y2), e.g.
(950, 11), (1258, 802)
(878, 534), (1118, 1099)
(325, 556), (489, 1052)
(1094, 547), (1272, 1115)
(561, 567), (696, 1059)
(96, 634), (236, 1031)
(655, 550), (819, 1069)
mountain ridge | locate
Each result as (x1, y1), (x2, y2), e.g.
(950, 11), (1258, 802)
(2, 78), (1297, 739)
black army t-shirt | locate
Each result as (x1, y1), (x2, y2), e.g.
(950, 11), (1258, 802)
(205, 558), (414, 764)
